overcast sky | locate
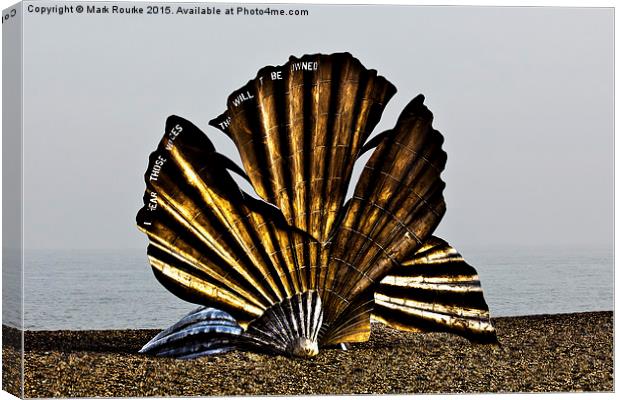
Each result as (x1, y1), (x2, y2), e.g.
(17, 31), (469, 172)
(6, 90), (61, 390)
(22, 5), (613, 251)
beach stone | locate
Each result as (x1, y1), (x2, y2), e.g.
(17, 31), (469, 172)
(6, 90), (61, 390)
(2, 311), (612, 397)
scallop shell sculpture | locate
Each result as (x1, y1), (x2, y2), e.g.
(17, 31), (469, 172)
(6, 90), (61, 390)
(137, 52), (498, 359)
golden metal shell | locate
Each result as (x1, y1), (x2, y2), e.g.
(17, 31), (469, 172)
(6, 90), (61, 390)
(137, 53), (497, 358)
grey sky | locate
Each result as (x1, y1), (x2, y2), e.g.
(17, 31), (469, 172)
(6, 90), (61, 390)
(21, 5), (613, 252)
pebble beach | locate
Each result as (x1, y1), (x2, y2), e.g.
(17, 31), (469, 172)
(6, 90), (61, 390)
(2, 311), (613, 397)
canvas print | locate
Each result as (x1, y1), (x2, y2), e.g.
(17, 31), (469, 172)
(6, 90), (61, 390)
(2, 2), (613, 398)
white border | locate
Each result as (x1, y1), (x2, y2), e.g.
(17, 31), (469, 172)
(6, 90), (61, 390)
(0, 1), (615, 400)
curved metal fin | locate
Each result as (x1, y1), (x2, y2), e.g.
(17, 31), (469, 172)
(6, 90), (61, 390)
(358, 129), (392, 157)
(372, 236), (498, 344)
(213, 152), (252, 184)
(139, 307), (244, 359)
(321, 94), (448, 337)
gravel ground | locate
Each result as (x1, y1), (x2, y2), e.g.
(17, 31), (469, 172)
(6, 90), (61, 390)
(2, 311), (613, 397)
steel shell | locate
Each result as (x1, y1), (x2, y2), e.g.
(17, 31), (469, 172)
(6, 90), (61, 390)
(137, 52), (497, 358)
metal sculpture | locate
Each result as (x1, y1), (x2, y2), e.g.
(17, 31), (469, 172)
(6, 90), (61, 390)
(136, 52), (497, 359)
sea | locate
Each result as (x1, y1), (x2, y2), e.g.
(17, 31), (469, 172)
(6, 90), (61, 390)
(11, 246), (614, 331)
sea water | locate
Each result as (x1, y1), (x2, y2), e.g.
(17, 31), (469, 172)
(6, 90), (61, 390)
(17, 246), (613, 330)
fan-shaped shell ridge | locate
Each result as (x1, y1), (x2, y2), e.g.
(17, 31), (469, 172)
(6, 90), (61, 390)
(319, 94), (448, 344)
(136, 115), (322, 327)
(373, 236), (498, 344)
(243, 290), (324, 358)
(209, 52), (397, 244)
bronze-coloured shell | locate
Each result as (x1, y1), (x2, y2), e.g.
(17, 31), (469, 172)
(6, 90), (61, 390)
(137, 52), (497, 358)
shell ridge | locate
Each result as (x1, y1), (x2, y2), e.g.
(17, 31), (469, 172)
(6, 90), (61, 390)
(372, 236), (498, 344)
(341, 136), (445, 281)
(219, 53), (397, 244)
(145, 217), (273, 317)
(320, 96), (448, 339)
(138, 116), (321, 322)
